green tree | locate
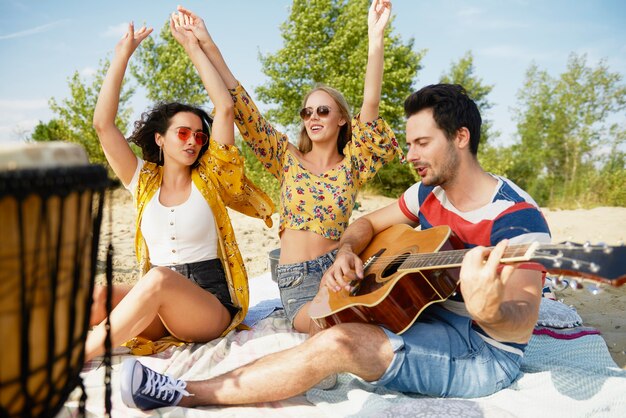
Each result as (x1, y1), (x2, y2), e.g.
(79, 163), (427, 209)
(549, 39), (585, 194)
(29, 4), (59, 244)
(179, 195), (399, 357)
(511, 54), (626, 206)
(440, 51), (497, 147)
(591, 124), (626, 206)
(30, 119), (71, 143)
(131, 21), (206, 105)
(42, 60), (134, 165)
(255, 0), (424, 196)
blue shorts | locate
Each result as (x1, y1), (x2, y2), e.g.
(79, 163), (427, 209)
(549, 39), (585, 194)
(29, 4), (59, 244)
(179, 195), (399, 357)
(158, 259), (239, 319)
(371, 305), (523, 398)
(276, 249), (337, 326)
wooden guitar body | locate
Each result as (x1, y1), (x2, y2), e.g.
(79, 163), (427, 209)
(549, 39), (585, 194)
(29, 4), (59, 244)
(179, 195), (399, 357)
(310, 225), (463, 334)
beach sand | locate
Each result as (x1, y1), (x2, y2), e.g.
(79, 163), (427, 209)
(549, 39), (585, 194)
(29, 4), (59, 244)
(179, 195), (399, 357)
(98, 188), (626, 368)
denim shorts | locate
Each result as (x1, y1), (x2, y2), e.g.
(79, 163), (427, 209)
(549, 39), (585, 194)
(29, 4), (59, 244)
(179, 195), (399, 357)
(370, 305), (523, 398)
(159, 258), (239, 319)
(276, 249), (338, 326)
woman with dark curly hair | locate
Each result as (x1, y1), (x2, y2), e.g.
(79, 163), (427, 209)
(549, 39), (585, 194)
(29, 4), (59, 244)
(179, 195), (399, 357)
(85, 16), (273, 361)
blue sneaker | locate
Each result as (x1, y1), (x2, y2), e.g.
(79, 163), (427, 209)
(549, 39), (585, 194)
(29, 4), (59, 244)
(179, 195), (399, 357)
(120, 358), (190, 410)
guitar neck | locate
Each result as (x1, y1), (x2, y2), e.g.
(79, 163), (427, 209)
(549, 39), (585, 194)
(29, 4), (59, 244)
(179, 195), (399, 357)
(398, 243), (537, 271)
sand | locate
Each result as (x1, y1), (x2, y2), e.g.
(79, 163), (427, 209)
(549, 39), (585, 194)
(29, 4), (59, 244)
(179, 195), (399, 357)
(97, 188), (626, 368)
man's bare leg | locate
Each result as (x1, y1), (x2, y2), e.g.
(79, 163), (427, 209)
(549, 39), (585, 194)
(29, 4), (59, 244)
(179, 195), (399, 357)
(180, 323), (394, 406)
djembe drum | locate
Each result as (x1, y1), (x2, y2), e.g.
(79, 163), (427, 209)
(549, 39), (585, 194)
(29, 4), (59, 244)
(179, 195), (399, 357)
(0, 142), (109, 418)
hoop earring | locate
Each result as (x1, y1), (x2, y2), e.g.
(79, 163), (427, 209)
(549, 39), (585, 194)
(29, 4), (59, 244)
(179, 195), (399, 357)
(159, 145), (163, 163)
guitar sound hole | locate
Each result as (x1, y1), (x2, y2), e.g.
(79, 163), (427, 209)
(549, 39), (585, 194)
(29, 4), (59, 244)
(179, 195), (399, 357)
(381, 253), (409, 278)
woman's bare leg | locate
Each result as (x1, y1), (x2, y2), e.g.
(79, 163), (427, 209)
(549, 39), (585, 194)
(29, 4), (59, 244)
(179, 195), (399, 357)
(85, 267), (231, 361)
(292, 279), (328, 334)
(90, 283), (167, 340)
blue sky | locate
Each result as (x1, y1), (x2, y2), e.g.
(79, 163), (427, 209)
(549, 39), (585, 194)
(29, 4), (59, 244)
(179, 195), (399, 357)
(0, 0), (625, 145)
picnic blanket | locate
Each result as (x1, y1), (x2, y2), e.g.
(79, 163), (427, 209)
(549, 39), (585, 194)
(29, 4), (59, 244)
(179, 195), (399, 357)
(57, 274), (626, 417)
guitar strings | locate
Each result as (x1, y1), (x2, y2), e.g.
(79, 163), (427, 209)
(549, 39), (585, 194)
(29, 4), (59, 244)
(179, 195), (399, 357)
(362, 243), (612, 270)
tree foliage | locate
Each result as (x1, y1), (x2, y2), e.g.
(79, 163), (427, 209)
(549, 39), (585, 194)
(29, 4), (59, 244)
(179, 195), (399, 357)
(30, 119), (71, 143)
(131, 21), (207, 105)
(509, 53), (626, 206)
(440, 51), (497, 147)
(37, 60), (134, 165)
(36, 5), (625, 209)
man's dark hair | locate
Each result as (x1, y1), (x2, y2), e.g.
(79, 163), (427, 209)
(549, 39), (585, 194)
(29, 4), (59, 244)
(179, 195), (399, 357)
(404, 84), (482, 155)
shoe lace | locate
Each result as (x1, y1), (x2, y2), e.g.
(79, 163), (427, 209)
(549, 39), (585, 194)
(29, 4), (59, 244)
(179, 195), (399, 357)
(142, 368), (190, 402)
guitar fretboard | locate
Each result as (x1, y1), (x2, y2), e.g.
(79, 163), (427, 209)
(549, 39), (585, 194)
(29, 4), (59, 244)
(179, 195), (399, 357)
(389, 244), (534, 271)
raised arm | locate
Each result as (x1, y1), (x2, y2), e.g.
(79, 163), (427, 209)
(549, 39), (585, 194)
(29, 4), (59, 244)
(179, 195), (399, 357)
(171, 12), (234, 145)
(93, 23), (152, 186)
(175, 5), (238, 90)
(359, 0), (391, 123)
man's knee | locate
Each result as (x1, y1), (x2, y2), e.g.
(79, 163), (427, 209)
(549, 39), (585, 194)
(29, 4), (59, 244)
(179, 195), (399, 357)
(312, 324), (377, 356)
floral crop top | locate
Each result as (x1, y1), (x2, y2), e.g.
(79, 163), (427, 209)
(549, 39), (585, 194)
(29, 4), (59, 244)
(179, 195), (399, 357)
(230, 82), (403, 240)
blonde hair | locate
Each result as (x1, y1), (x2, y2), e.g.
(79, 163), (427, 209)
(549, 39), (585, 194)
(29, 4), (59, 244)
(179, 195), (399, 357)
(298, 85), (352, 155)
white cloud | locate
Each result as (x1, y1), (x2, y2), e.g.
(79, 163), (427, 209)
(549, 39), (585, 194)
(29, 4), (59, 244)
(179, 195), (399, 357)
(80, 67), (97, 78)
(101, 22), (129, 39)
(0, 99), (48, 111)
(0, 19), (70, 40)
(0, 99), (51, 143)
(0, 118), (40, 143)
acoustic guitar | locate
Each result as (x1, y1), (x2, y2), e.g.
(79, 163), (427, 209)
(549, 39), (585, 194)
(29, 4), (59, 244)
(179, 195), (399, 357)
(309, 224), (626, 334)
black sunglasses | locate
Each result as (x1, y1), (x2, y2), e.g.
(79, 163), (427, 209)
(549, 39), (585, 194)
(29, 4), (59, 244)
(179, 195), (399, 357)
(299, 105), (332, 121)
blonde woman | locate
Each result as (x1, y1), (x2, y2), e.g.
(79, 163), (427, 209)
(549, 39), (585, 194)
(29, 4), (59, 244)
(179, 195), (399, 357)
(175, 0), (402, 333)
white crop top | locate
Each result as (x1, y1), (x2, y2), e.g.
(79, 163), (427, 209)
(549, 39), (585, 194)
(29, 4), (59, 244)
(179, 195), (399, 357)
(126, 157), (218, 266)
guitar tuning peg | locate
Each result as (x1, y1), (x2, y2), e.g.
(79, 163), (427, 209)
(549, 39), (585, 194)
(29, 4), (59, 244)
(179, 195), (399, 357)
(589, 262), (600, 273)
(603, 243), (613, 254)
(569, 279), (582, 290)
(583, 241), (592, 253)
(552, 258), (563, 268)
(586, 284), (603, 295)
(549, 275), (568, 291)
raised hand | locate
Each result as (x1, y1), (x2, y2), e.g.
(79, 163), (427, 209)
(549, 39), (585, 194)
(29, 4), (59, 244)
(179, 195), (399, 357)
(170, 12), (200, 49)
(115, 22), (153, 59)
(368, 0), (392, 36)
(175, 5), (213, 45)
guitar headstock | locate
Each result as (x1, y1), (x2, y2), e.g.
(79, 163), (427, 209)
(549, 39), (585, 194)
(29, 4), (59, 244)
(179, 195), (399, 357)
(530, 241), (626, 288)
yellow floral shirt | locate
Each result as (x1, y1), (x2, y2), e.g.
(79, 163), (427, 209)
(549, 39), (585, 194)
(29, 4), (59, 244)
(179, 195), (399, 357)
(131, 139), (274, 337)
(230, 82), (403, 240)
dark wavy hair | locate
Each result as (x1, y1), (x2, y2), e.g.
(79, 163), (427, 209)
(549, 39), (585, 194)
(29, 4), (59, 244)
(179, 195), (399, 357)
(404, 84), (482, 155)
(128, 102), (213, 167)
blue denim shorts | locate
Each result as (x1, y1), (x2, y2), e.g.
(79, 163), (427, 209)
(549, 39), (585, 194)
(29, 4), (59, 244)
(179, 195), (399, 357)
(371, 305), (523, 398)
(159, 259), (239, 319)
(276, 249), (337, 326)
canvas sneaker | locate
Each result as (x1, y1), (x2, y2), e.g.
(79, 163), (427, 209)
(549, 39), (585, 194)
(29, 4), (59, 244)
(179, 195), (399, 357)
(120, 358), (190, 410)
